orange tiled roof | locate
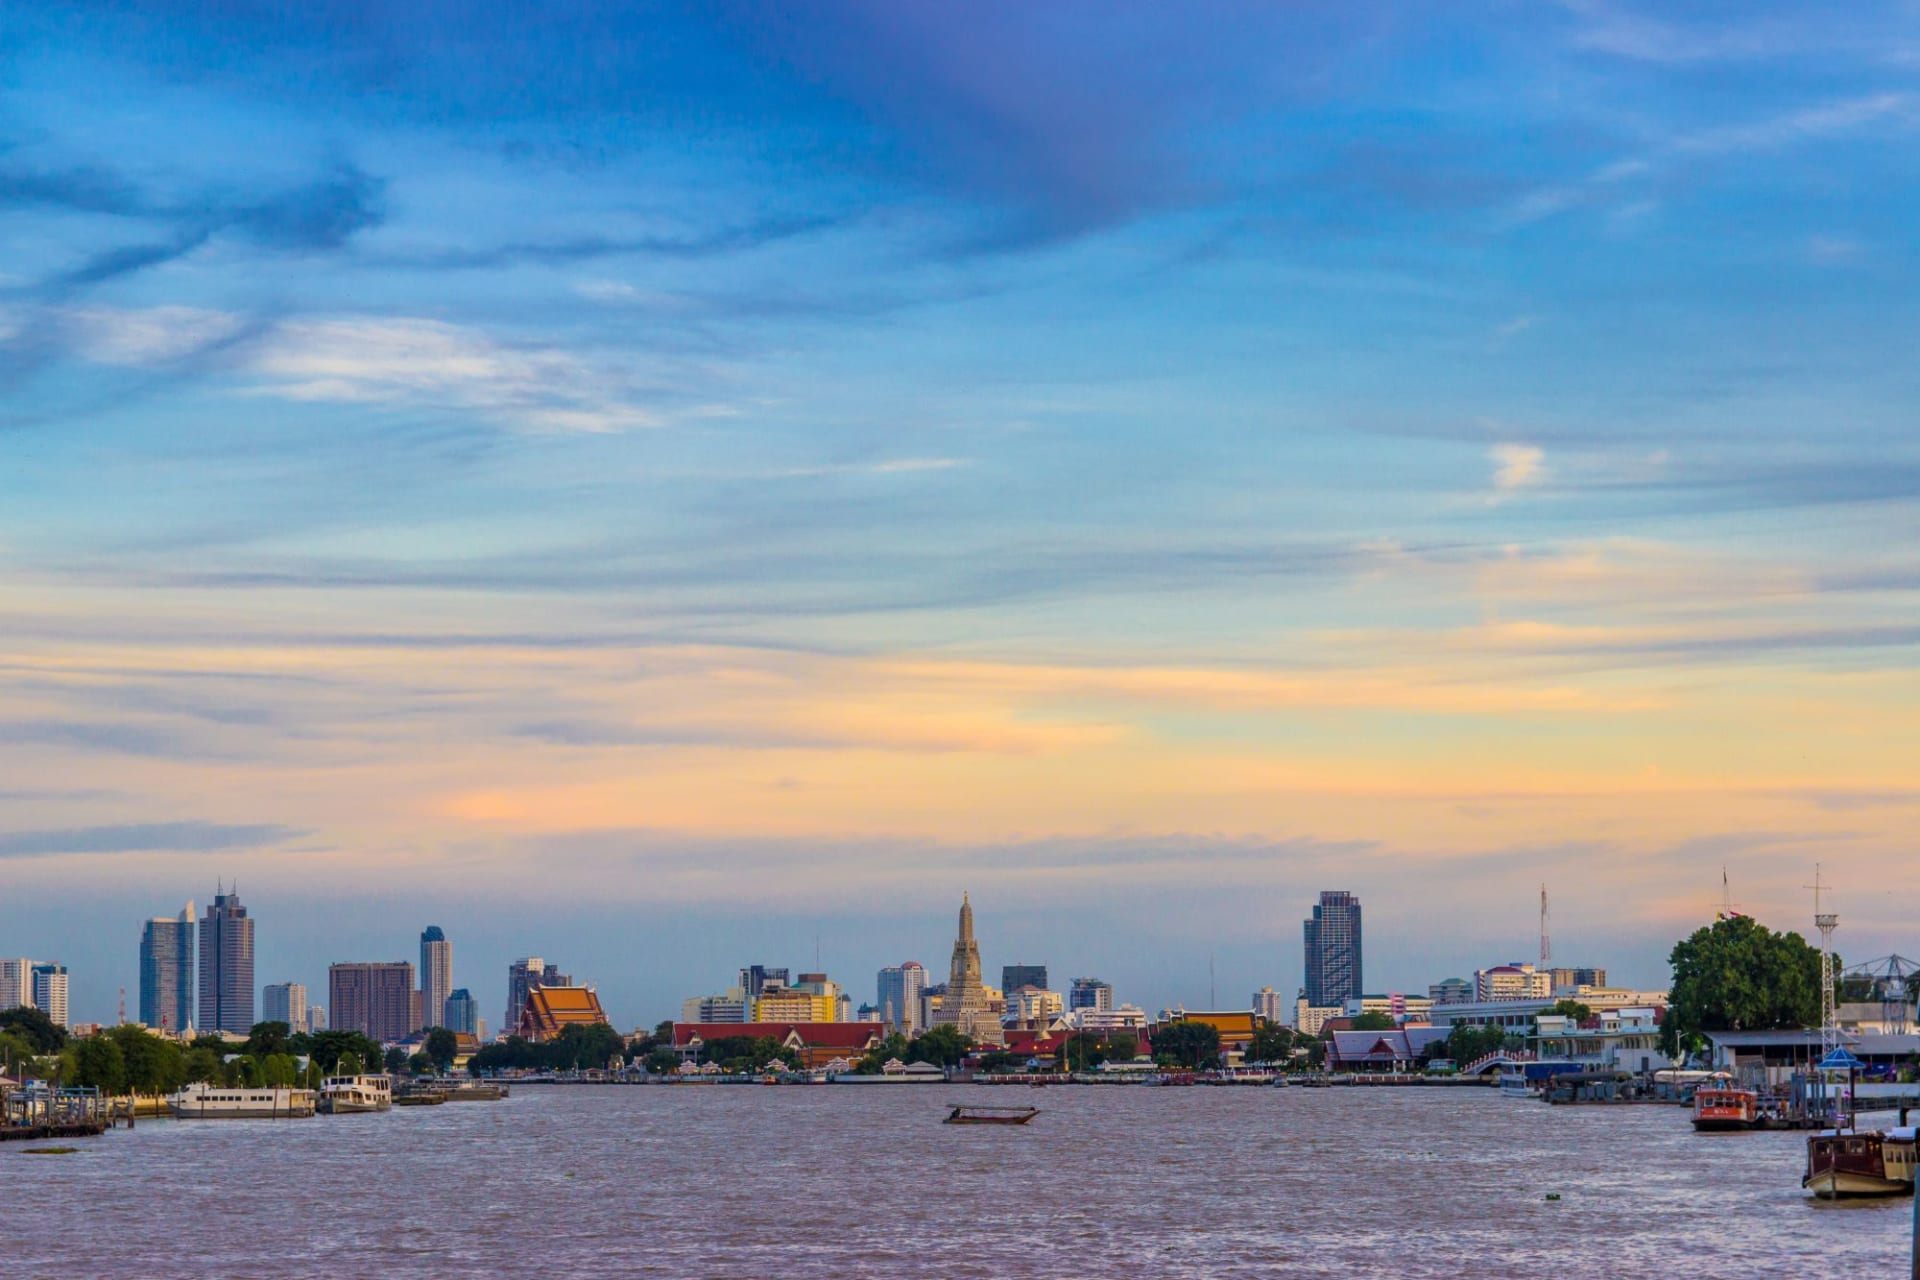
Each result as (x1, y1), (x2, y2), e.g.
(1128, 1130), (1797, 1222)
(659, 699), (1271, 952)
(518, 984), (610, 1041)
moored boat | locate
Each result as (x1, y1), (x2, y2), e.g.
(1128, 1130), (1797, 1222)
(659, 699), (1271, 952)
(1804, 1127), (1917, 1198)
(167, 1083), (316, 1119)
(446, 1082), (508, 1101)
(1693, 1086), (1760, 1132)
(318, 1074), (392, 1114)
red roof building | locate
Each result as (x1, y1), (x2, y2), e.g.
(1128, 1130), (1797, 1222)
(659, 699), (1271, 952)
(672, 1022), (886, 1070)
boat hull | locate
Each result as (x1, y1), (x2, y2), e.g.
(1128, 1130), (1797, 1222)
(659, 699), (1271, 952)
(1804, 1131), (1916, 1198)
(1803, 1168), (1910, 1198)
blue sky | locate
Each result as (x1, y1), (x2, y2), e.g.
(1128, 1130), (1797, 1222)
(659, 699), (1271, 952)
(4, 3), (1919, 1029)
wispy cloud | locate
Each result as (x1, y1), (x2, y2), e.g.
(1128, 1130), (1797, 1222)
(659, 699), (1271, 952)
(1488, 443), (1546, 502)
(0, 822), (299, 859)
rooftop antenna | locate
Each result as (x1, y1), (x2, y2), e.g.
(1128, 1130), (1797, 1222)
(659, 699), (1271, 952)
(1539, 884), (1551, 968)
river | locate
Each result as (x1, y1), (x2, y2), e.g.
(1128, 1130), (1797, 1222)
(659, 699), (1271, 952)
(10, 1084), (1909, 1277)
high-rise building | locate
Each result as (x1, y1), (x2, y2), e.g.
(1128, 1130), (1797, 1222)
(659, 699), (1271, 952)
(1252, 986), (1285, 1024)
(420, 926), (453, 1030)
(1549, 967), (1608, 991)
(31, 963), (68, 1029)
(198, 887), (255, 1035)
(263, 982), (308, 1031)
(506, 958), (548, 1035)
(0, 958), (33, 1011)
(307, 1006), (327, 1034)
(737, 965), (790, 998)
(139, 902), (195, 1033)
(935, 894), (1001, 1044)
(1068, 977), (1114, 1012)
(444, 988), (478, 1036)
(329, 962), (417, 1043)
(1303, 890), (1363, 1010)
(1001, 963), (1048, 995)
(876, 962), (927, 1036)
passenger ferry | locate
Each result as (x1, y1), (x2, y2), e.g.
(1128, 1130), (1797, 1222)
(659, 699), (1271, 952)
(318, 1074), (393, 1114)
(1804, 1126), (1917, 1198)
(1692, 1086), (1760, 1132)
(1497, 1069), (1532, 1098)
(167, 1083), (316, 1119)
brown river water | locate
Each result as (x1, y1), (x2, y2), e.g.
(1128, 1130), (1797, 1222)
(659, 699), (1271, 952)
(12, 1083), (1911, 1277)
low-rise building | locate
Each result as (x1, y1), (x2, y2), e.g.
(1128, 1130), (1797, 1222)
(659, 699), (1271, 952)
(1343, 993), (1434, 1024)
(1427, 977), (1473, 1005)
(517, 985), (610, 1042)
(671, 1021), (887, 1070)
(1327, 1026), (1451, 1071)
(1533, 1007), (1667, 1073)
(682, 991), (749, 1023)
(1059, 1004), (1149, 1033)
(1294, 996), (1344, 1037)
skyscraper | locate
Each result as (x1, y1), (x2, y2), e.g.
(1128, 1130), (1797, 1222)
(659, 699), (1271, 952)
(876, 961), (927, 1036)
(444, 988), (478, 1036)
(139, 902), (195, 1033)
(506, 958), (546, 1035)
(329, 962), (417, 1043)
(420, 926), (452, 1029)
(30, 963), (68, 1029)
(0, 958), (32, 1011)
(1001, 963), (1048, 995)
(936, 894), (1001, 1044)
(737, 964), (790, 998)
(263, 982), (307, 1031)
(1303, 890), (1363, 1009)
(198, 887), (255, 1035)
(1068, 977), (1113, 1012)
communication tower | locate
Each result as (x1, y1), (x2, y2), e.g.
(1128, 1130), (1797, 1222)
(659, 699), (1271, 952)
(1807, 865), (1839, 1055)
(1539, 884), (1550, 967)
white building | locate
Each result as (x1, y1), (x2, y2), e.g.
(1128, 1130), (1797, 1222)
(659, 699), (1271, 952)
(1474, 963), (1552, 1002)
(1004, 986), (1064, 1023)
(1534, 1007), (1668, 1073)
(682, 991), (749, 1023)
(31, 964), (69, 1029)
(1252, 986), (1286, 1023)
(1060, 1004), (1149, 1032)
(1294, 996), (1344, 1037)
(0, 958), (31, 1011)
(1429, 987), (1669, 1032)
(1343, 993), (1435, 1024)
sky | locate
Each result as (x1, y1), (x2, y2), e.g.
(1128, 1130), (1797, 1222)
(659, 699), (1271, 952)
(3, 2), (1919, 1030)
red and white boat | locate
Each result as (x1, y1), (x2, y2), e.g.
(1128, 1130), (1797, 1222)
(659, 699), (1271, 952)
(1692, 1086), (1759, 1132)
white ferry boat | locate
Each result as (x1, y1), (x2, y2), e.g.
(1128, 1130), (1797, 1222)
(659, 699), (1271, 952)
(319, 1074), (393, 1114)
(1497, 1069), (1532, 1098)
(167, 1083), (316, 1119)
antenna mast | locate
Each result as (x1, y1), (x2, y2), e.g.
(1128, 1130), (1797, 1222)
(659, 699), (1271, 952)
(1807, 864), (1839, 1056)
(1539, 884), (1550, 968)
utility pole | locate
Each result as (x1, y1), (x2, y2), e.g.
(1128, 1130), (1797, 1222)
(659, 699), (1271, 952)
(1539, 884), (1550, 968)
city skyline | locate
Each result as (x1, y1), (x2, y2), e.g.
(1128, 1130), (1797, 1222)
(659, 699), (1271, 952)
(5, 5), (1919, 1029)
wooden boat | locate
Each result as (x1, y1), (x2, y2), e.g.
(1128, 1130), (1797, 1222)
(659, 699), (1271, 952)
(392, 1091), (448, 1107)
(1804, 1127), (1917, 1198)
(1692, 1086), (1759, 1132)
(944, 1105), (1038, 1126)
(446, 1082), (508, 1102)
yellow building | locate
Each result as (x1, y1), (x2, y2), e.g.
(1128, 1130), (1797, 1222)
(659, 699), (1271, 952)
(751, 990), (837, 1022)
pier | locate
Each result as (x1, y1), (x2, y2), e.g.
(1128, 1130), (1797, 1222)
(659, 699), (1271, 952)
(1, 1087), (113, 1142)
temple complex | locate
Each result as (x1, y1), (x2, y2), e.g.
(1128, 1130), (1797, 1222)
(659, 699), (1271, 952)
(937, 893), (1003, 1045)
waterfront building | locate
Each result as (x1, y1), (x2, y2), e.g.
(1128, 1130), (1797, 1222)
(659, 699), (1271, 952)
(198, 887), (255, 1035)
(262, 982), (307, 1031)
(1068, 977), (1114, 1013)
(875, 962), (927, 1037)
(1534, 1007), (1666, 1074)
(0, 958), (31, 1011)
(1001, 963), (1048, 995)
(517, 985), (610, 1042)
(1428, 987), (1670, 1033)
(1252, 986), (1285, 1024)
(1343, 993), (1435, 1025)
(1327, 1025), (1451, 1072)
(738, 965), (790, 998)
(329, 961), (417, 1043)
(1060, 1004), (1149, 1033)
(1303, 891), (1363, 1009)
(1474, 962), (1551, 1002)
(444, 988), (479, 1036)
(935, 894), (1003, 1045)
(1294, 996), (1344, 1037)
(671, 1021), (886, 1070)
(31, 964), (68, 1029)
(1428, 977), (1473, 1005)
(420, 926), (453, 1030)
(682, 991), (749, 1023)
(139, 902), (195, 1034)
(1161, 1010), (1256, 1064)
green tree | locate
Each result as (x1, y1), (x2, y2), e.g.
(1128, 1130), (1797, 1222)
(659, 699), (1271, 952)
(1056, 1031), (1107, 1072)
(1351, 1011), (1397, 1031)
(644, 1048), (681, 1075)
(64, 1035), (127, 1093)
(105, 1025), (186, 1094)
(305, 1030), (384, 1075)
(1153, 1021), (1223, 1069)
(1105, 1033), (1140, 1063)
(1544, 999), (1593, 1023)
(1444, 1022), (1509, 1065)
(407, 1051), (433, 1074)
(245, 1021), (293, 1058)
(907, 1024), (973, 1067)
(336, 1051), (365, 1076)
(383, 1046), (408, 1074)
(424, 1027), (458, 1073)
(1662, 915), (1825, 1057)
(854, 1032), (911, 1074)
(1246, 1023), (1294, 1064)
(0, 1006), (68, 1054)
(261, 1053), (299, 1087)
(183, 1045), (223, 1083)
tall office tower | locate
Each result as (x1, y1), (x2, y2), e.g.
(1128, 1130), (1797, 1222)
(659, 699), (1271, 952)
(0, 958), (32, 1011)
(505, 958), (545, 1035)
(1068, 977), (1114, 1012)
(444, 988), (478, 1036)
(139, 902), (195, 1033)
(198, 887), (256, 1035)
(420, 926), (452, 1029)
(307, 1006), (327, 1034)
(30, 963), (68, 1029)
(1303, 890), (1364, 1009)
(1001, 963), (1049, 995)
(875, 962), (927, 1036)
(328, 962), (417, 1043)
(263, 982), (308, 1031)
(737, 965), (790, 998)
